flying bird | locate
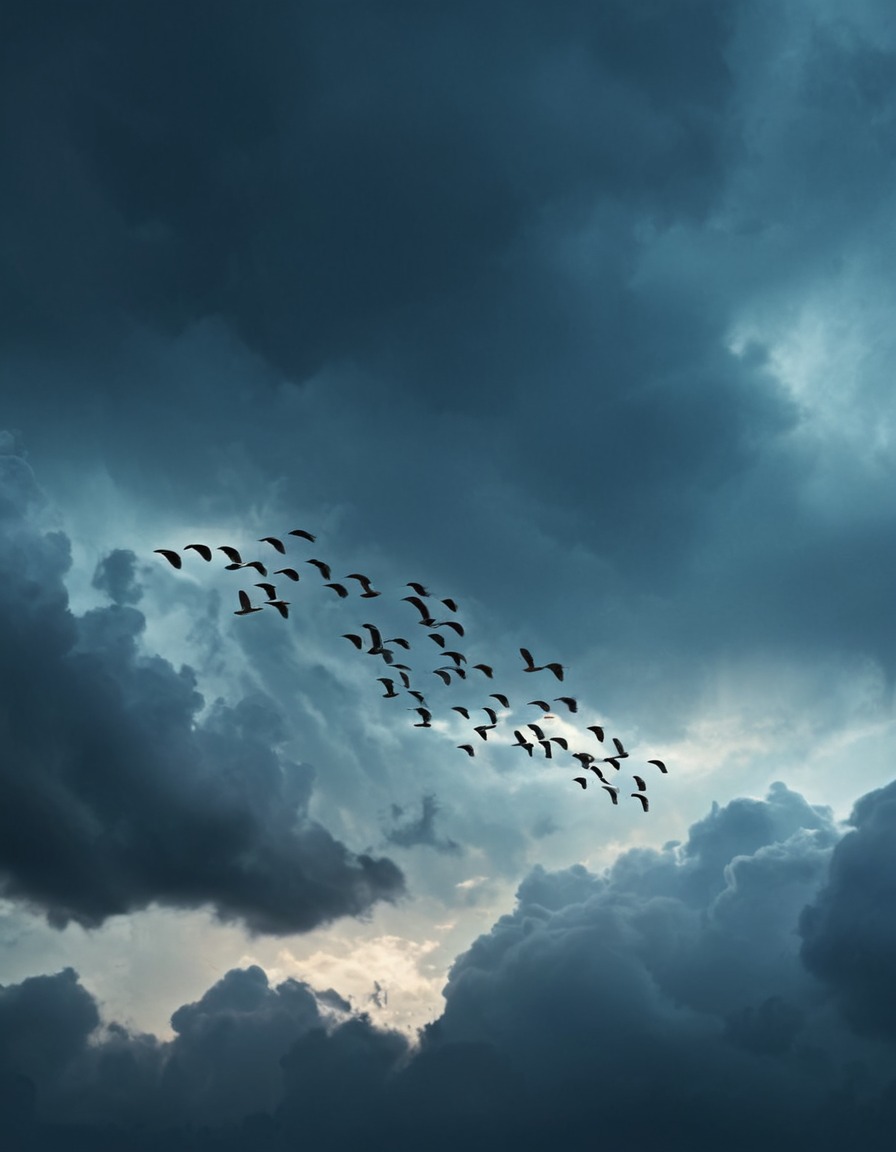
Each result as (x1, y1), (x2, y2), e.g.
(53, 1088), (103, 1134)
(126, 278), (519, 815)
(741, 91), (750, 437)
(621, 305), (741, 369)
(603, 757), (622, 770)
(412, 708), (433, 728)
(384, 637), (411, 650)
(602, 785), (619, 805)
(345, 573), (381, 597)
(554, 697), (578, 713)
(307, 559), (332, 580)
(527, 700), (551, 712)
(184, 544), (212, 561)
(452, 707), (471, 719)
(407, 691), (427, 705)
(377, 679), (399, 699)
(289, 529), (316, 542)
(538, 740), (553, 759)
(438, 620), (465, 637)
(472, 664), (494, 678)
(572, 752), (595, 767)
(259, 536), (286, 553)
(235, 561), (268, 576)
(153, 549), (182, 569)
(611, 737), (628, 759)
(218, 546), (243, 564)
(266, 599), (290, 619)
(443, 651), (467, 666)
(362, 624), (384, 651)
(274, 568), (301, 582)
(527, 723), (545, 741)
(512, 730), (534, 756)
(428, 632), (446, 648)
(520, 648), (538, 672)
(234, 590), (263, 616)
(482, 707), (498, 725)
(342, 634), (364, 649)
(587, 725), (605, 743)
(325, 582), (349, 598)
(254, 582), (278, 600)
(543, 662), (564, 681)
(406, 582), (430, 597)
(588, 765), (611, 784)
(632, 793), (649, 813)
(441, 598), (459, 613)
(648, 759), (668, 774)
(490, 693), (510, 708)
(404, 596), (436, 624)
(473, 724), (496, 740)
(436, 665), (466, 680)
(550, 737), (569, 750)
(458, 744), (475, 757)
(632, 775), (646, 791)
(573, 777), (588, 789)
(433, 669), (452, 686)
(397, 670), (412, 689)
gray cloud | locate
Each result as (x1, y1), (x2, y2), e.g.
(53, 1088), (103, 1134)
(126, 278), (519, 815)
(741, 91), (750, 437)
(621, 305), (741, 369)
(385, 794), (462, 855)
(0, 440), (404, 934)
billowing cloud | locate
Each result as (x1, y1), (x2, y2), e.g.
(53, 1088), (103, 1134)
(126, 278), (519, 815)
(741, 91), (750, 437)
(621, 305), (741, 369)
(385, 794), (462, 855)
(0, 439), (404, 934)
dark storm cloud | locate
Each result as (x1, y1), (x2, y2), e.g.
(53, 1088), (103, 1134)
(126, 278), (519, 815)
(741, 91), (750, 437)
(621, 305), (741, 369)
(6, 779), (896, 1149)
(385, 793), (462, 855)
(91, 547), (142, 605)
(0, 438), (403, 933)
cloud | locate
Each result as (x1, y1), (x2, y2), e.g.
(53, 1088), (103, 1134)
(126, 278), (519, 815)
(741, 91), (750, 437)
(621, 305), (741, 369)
(5, 780), (896, 1148)
(0, 438), (404, 934)
(91, 547), (142, 605)
(385, 794), (462, 855)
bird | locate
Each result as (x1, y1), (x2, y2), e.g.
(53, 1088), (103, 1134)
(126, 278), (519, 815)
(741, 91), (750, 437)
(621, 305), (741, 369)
(573, 777), (588, 789)
(153, 549), (182, 569)
(603, 757), (622, 770)
(384, 637), (411, 650)
(436, 665), (466, 680)
(407, 691), (427, 705)
(266, 599), (290, 619)
(406, 582), (430, 597)
(554, 697), (578, 713)
(550, 737), (569, 751)
(289, 529), (316, 542)
(452, 706), (471, 719)
(490, 693), (510, 708)
(512, 731), (534, 756)
(184, 544), (212, 561)
(433, 669), (452, 686)
(482, 707), (498, 725)
(218, 546), (243, 564)
(472, 664), (494, 678)
(572, 752), (595, 767)
(234, 590), (263, 616)
(397, 670), (412, 689)
(259, 536), (286, 553)
(588, 765), (611, 784)
(412, 708), (433, 728)
(632, 775), (646, 791)
(362, 624), (384, 651)
(587, 725), (605, 743)
(438, 620), (465, 637)
(441, 598), (459, 613)
(527, 723), (545, 741)
(345, 573), (380, 597)
(602, 785), (619, 805)
(254, 582), (278, 600)
(377, 679), (399, 699)
(342, 634), (364, 649)
(538, 740), (553, 759)
(443, 651), (467, 666)
(631, 793), (649, 813)
(473, 724), (496, 740)
(404, 596), (437, 625)
(543, 662), (564, 681)
(324, 582), (349, 598)
(235, 561), (268, 576)
(648, 759), (668, 774)
(307, 559), (332, 580)
(458, 744), (475, 757)
(428, 632), (446, 648)
(520, 648), (538, 672)
(527, 700), (552, 712)
(611, 737), (628, 759)
(274, 568), (301, 582)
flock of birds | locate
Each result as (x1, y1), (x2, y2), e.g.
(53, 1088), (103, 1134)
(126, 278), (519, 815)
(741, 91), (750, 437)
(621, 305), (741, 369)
(154, 531), (668, 812)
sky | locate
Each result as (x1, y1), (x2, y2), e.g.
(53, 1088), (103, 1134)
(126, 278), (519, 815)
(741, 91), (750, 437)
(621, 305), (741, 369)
(2, 1), (896, 1147)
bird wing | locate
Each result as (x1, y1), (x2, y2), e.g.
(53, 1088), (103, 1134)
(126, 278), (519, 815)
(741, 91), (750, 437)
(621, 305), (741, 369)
(520, 648), (535, 669)
(259, 537), (286, 553)
(527, 700), (550, 711)
(274, 568), (300, 581)
(458, 745), (475, 756)
(218, 546), (243, 563)
(237, 590), (253, 610)
(527, 724), (545, 740)
(632, 793), (649, 812)
(483, 708), (497, 724)
(184, 544), (212, 561)
(325, 583), (349, 597)
(490, 694), (510, 708)
(633, 775), (646, 791)
(441, 598), (458, 612)
(406, 582), (429, 596)
(573, 777), (587, 789)
(473, 664), (493, 678)
(648, 759), (668, 773)
(433, 670), (451, 685)
(588, 726), (605, 742)
(343, 634), (363, 649)
(289, 529), (316, 541)
(154, 549), (182, 569)
(555, 697), (578, 713)
(602, 786), (619, 804)
(545, 663), (564, 681)
(613, 737), (626, 755)
(452, 707), (470, 718)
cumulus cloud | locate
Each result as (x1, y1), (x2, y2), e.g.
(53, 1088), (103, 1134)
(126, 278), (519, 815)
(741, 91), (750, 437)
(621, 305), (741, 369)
(385, 794), (462, 855)
(4, 781), (896, 1148)
(0, 440), (404, 934)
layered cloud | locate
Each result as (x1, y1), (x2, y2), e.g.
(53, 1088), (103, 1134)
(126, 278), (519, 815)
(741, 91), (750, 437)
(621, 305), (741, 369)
(0, 438), (404, 933)
(4, 779), (896, 1149)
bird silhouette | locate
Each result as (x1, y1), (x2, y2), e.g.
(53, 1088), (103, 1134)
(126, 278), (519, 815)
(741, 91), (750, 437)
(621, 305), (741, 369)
(397, 670), (412, 689)
(588, 765), (611, 784)
(602, 785), (619, 805)
(482, 707), (498, 725)
(184, 544), (212, 561)
(527, 700), (552, 712)
(407, 690), (427, 705)
(632, 793), (649, 813)
(377, 679), (399, 699)
(554, 697), (578, 713)
(406, 582), (430, 597)
(611, 737), (628, 759)
(218, 546), (243, 564)
(403, 596), (436, 625)
(458, 744), (475, 757)
(362, 624), (384, 651)
(154, 549), (182, 569)
(527, 723), (545, 741)
(489, 693), (510, 708)
(452, 706), (471, 719)
(543, 662), (564, 681)
(428, 632), (446, 648)
(289, 529), (316, 542)
(512, 731), (534, 756)
(345, 573), (380, 597)
(632, 775), (646, 791)
(325, 582), (349, 598)
(438, 620), (465, 637)
(412, 708), (433, 728)
(572, 752), (595, 767)
(648, 759), (668, 774)
(259, 536), (286, 553)
(473, 724), (496, 740)
(307, 559), (332, 580)
(573, 777), (588, 789)
(443, 651), (467, 666)
(343, 634), (364, 649)
(603, 757), (622, 770)
(433, 669), (452, 686)
(235, 561), (268, 576)
(254, 582), (278, 600)
(587, 725), (605, 743)
(436, 665), (466, 680)
(538, 740), (553, 759)
(472, 664), (494, 678)
(385, 637), (411, 650)
(441, 598), (459, 613)
(520, 648), (538, 672)
(234, 590), (263, 616)
(266, 599), (290, 619)
(274, 568), (301, 582)
(550, 737), (569, 750)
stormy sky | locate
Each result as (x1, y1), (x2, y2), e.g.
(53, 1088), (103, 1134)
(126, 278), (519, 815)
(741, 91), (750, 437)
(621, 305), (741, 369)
(1, 1), (895, 1147)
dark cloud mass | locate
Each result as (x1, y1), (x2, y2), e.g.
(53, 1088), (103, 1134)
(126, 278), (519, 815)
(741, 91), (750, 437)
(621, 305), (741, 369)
(4, 783), (896, 1149)
(0, 439), (404, 933)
